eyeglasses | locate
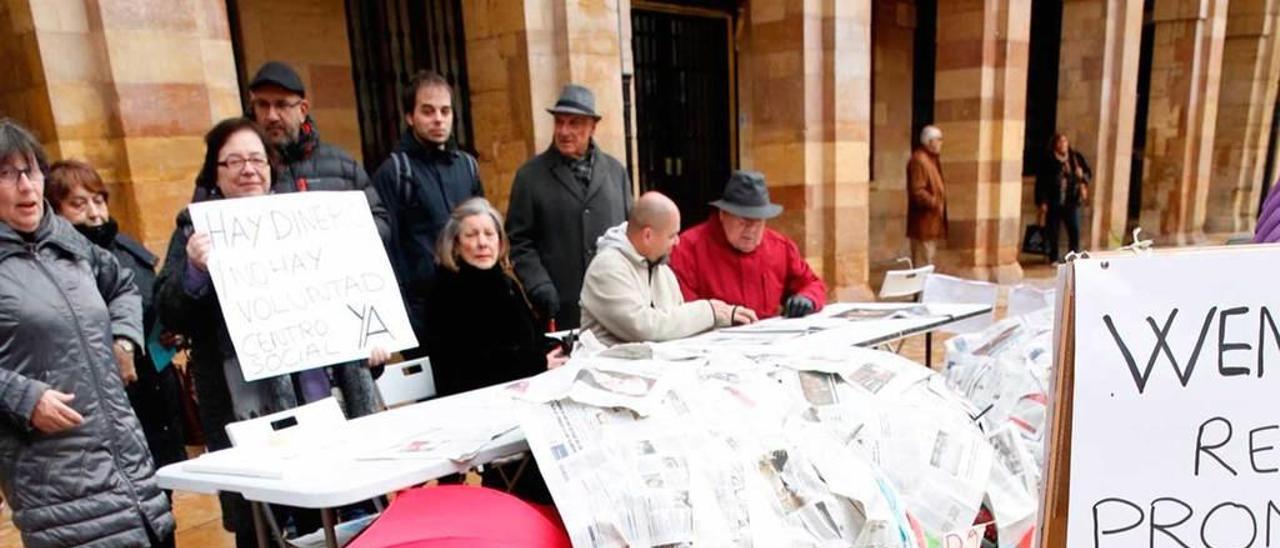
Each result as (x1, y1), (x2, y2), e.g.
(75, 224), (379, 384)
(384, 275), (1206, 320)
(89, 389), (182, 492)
(0, 165), (43, 185)
(250, 98), (304, 113)
(217, 156), (270, 171)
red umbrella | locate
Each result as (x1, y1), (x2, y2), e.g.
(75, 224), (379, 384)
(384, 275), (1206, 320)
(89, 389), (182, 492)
(348, 485), (571, 548)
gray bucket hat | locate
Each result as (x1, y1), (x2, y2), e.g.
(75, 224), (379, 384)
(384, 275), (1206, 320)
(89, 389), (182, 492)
(546, 84), (602, 119)
(710, 170), (783, 220)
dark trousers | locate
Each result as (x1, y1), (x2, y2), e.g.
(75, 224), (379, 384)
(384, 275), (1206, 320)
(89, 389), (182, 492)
(1045, 206), (1081, 262)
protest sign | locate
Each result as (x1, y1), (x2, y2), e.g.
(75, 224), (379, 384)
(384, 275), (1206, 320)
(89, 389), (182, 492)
(189, 191), (416, 381)
(1039, 246), (1280, 547)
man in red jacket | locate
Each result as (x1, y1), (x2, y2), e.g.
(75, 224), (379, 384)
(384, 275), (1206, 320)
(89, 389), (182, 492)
(669, 171), (827, 319)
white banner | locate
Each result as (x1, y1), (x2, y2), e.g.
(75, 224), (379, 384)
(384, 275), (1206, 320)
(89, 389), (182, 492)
(189, 192), (416, 381)
(1067, 248), (1280, 547)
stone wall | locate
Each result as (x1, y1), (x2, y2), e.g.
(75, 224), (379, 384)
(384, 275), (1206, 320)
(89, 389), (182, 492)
(233, 0), (363, 164)
(870, 0), (915, 274)
(1, 0), (241, 253)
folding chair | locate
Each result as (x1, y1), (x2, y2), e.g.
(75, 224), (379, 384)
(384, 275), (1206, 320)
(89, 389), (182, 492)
(920, 273), (1000, 368)
(1006, 284), (1055, 318)
(374, 357), (437, 408)
(875, 263), (936, 354)
(879, 263), (935, 301)
(225, 398), (380, 548)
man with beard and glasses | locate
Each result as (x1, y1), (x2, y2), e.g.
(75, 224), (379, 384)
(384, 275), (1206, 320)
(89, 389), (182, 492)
(245, 61), (391, 241)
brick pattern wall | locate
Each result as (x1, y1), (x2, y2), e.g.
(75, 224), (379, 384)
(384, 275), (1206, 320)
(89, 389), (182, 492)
(2, 0), (241, 254)
(933, 0), (1030, 283)
(741, 0), (873, 299)
(1139, 0), (1228, 244)
(1207, 0), (1280, 236)
(233, 0), (363, 166)
(870, 0), (915, 275)
(1054, 0), (1144, 250)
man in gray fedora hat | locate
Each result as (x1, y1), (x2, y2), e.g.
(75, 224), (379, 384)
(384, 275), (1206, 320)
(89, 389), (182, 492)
(507, 83), (632, 330)
(669, 170), (827, 319)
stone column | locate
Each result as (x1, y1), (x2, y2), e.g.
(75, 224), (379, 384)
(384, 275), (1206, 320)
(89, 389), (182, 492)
(742, 0), (873, 300)
(462, 0), (629, 209)
(0, 0), (240, 252)
(1207, 0), (1280, 237)
(1055, 0), (1144, 250)
(870, 0), (916, 273)
(1138, 0), (1228, 244)
(933, 0), (1030, 282)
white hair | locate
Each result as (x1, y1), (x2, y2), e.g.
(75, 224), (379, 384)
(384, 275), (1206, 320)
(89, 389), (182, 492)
(920, 125), (943, 146)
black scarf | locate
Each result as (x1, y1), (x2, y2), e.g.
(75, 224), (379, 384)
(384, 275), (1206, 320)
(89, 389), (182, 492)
(75, 218), (119, 249)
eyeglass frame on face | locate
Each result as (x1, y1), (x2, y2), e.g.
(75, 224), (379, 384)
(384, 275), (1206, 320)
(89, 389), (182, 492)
(0, 163), (44, 186)
(250, 98), (305, 114)
(216, 155), (270, 172)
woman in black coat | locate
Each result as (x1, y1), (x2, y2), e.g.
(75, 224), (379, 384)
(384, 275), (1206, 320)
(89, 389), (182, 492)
(423, 197), (567, 398)
(1035, 133), (1092, 262)
(45, 160), (188, 474)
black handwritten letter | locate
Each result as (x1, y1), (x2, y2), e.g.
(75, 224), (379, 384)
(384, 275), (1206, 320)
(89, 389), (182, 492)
(1149, 498), (1193, 548)
(1093, 498), (1143, 547)
(1249, 425), (1278, 474)
(1196, 417), (1238, 477)
(1218, 307), (1251, 377)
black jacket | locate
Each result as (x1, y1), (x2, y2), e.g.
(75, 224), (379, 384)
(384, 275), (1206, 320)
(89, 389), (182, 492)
(91, 228), (187, 471)
(507, 144), (632, 329)
(371, 130), (483, 334)
(422, 264), (546, 397)
(272, 119), (391, 241)
(1035, 149), (1092, 210)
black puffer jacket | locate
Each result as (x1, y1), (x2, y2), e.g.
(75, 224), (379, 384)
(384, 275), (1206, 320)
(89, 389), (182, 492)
(0, 206), (173, 547)
(371, 129), (483, 337)
(272, 117), (391, 242)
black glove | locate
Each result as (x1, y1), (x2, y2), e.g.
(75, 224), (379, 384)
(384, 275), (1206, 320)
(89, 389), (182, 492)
(783, 295), (815, 318)
(529, 283), (561, 321)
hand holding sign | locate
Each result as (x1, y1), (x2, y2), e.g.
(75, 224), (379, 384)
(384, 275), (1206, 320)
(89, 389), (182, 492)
(187, 232), (213, 272)
(189, 192), (416, 381)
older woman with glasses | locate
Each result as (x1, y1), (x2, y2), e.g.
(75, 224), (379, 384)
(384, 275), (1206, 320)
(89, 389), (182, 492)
(44, 159), (189, 479)
(156, 117), (385, 545)
(0, 119), (174, 547)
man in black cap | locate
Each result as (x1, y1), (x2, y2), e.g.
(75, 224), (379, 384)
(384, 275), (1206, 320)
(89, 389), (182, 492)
(370, 70), (483, 358)
(247, 60), (390, 239)
(669, 170), (827, 319)
(507, 83), (632, 330)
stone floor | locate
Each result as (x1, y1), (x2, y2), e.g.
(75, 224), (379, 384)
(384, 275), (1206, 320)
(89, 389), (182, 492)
(0, 263), (1061, 547)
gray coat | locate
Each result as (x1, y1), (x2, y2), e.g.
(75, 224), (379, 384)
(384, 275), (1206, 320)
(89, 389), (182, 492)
(507, 144), (632, 329)
(0, 206), (173, 547)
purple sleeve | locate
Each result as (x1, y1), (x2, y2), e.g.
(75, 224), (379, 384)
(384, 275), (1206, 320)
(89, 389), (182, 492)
(183, 262), (213, 298)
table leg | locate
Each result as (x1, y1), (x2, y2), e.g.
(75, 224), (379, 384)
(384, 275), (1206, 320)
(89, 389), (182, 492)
(251, 501), (270, 548)
(322, 507), (338, 548)
(925, 332), (933, 369)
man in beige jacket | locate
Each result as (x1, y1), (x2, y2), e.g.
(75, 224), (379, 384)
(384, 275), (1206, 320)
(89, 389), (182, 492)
(580, 192), (757, 345)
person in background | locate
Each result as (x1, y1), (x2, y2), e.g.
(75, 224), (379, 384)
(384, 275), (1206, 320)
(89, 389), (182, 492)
(669, 170), (826, 319)
(1035, 133), (1091, 262)
(424, 197), (567, 398)
(580, 192), (757, 346)
(245, 60), (390, 240)
(45, 160), (188, 479)
(373, 70), (484, 358)
(155, 118), (383, 546)
(0, 119), (174, 547)
(906, 125), (948, 267)
(507, 83), (632, 330)
(1255, 182), (1280, 243)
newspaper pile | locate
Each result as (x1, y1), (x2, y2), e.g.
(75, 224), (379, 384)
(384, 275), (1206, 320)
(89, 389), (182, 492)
(514, 330), (1043, 547)
(943, 307), (1057, 546)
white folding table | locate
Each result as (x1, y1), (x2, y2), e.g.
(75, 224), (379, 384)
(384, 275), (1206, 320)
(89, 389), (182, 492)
(158, 301), (992, 547)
